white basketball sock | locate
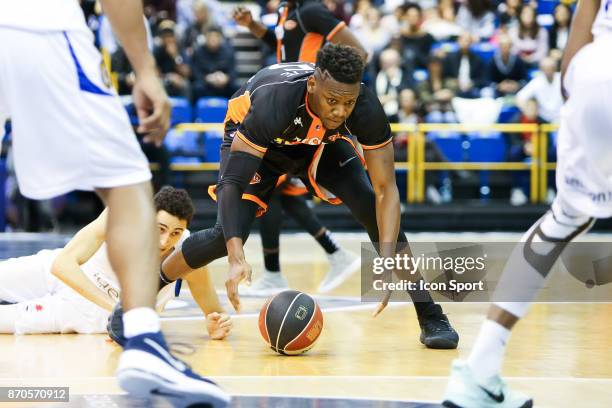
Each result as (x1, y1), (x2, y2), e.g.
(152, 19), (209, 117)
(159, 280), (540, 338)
(122, 307), (160, 338)
(467, 319), (510, 383)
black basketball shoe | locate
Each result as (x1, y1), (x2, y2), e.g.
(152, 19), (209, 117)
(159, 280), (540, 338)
(418, 304), (459, 349)
(107, 302), (126, 347)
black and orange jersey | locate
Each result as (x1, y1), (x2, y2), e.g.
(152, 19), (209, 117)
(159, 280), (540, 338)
(223, 62), (392, 154)
(261, 0), (346, 63)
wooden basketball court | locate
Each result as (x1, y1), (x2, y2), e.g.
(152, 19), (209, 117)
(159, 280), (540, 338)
(1, 232), (611, 407)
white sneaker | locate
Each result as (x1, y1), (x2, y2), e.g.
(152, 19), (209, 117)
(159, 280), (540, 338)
(442, 360), (532, 408)
(240, 269), (289, 296)
(317, 249), (360, 293)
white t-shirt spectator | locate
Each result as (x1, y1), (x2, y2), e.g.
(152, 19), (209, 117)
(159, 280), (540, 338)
(516, 72), (562, 123)
(456, 6), (495, 39)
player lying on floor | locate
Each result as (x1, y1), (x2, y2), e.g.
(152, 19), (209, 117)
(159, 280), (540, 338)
(0, 186), (232, 340)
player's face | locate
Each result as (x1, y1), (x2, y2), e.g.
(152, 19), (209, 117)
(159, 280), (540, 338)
(157, 210), (188, 256)
(307, 72), (360, 130)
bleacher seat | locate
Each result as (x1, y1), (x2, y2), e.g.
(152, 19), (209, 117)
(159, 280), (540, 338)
(195, 97), (229, 123)
(427, 132), (465, 162)
(468, 132), (506, 162)
(498, 105), (520, 123)
(467, 132), (507, 200)
(203, 131), (223, 162)
(471, 42), (496, 63)
(537, 0), (558, 15)
(164, 129), (204, 161)
(169, 97), (192, 125)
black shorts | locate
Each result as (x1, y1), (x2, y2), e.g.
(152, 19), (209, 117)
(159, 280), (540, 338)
(208, 137), (365, 216)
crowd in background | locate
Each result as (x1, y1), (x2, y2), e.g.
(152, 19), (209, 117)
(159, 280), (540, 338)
(2, 0), (574, 230)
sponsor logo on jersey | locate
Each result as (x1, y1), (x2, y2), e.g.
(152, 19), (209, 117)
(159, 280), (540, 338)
(250, 172), (262, 184)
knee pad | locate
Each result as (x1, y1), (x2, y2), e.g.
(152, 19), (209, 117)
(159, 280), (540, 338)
(181, 224), (227, 269)
(523, 200), (594, 279)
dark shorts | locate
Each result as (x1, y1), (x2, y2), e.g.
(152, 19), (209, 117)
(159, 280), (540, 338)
(208, 137), (365, 216)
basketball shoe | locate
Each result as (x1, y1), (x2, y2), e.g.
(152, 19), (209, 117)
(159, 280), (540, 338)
(443, 360), (533, 408)
(117, 331), (231, 408)
(240, 268), (289, 296)
(418, 304), (459, 349)
(318, 249), (360, 293)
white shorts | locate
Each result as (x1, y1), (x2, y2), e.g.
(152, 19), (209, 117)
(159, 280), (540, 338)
(556, 37), (612, 218)
(0, 28), (151, 200)
(0, 249), (109, 334)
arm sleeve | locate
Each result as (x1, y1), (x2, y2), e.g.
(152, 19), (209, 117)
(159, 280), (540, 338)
(217, 152), (263, 240)
(299, 2), (345, 40)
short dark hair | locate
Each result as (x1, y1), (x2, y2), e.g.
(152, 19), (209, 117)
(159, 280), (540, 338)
(154, 186), (195, 224)
(315, 43), (365, 84)
(404, 2), (422, 14)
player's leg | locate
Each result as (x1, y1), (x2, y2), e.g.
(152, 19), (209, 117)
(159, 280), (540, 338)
(315, 140), (459, 349)
(444, 39), (611, 407)
(279, 190), (360, 293)
(0, 28), (229, 405)
(0, 249), (59, 304)
(244, 192), (290, 294)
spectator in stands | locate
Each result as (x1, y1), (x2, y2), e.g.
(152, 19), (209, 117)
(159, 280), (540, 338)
(417, 55), (458, 123)
(348, 0), (373, 30)
(487, 34), (528, 96)
(508, 98), (541, 206)
(392, 88), (448, 204)
(191, 26), (237, 101)
(400, 3), (435, 71)
(489, 12), (513, 46)
(548, 3), (572, 59)
(515, 57), (562, 124)
(456, 0), (496, 41)
(496, 0), (522, 31)
(510, 4), (548, 67)
(422, 0), (462, 41)
(354, 7), (393, 58)
(181, 0), (216, 56)
(144, 0), (177, 23)
(380, 3), (407, 39)
(154, 20), (191, 98)
(376, 48), (412, 120)
(176, 0), (228, 40)
(443, 31), (485, 98)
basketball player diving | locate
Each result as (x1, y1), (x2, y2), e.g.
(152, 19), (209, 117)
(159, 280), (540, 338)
(0, 186), (232, 341)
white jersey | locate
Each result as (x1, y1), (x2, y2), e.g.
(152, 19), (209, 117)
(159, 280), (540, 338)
(592, 0), (612, 40)
(0, 0), (89, 32)
(80, 230), (191, 299)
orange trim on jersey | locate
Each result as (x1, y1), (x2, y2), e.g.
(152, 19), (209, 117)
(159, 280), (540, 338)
(308, 144), (342, 205)
(207, 185), (268, 217)
(326, 21), (347, 41)
(276, 6), (289, 63)
(361, 138), (393, 151)
(298, 32), (325, 63)
(236, 131), (268, 153)
(276, 174), (288, 187)
(224, 91), (251, 124)
(281, 183), (309, 196)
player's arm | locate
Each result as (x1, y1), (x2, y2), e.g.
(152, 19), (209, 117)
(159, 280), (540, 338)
(101, 0), (170, 143)
(327, 27), (367, 61)
(184, 268), (233, 340)
(218, 134), (266, 311)
(363, 142), (401, 253)
(51, 210), (116, 312)
(301, 3), (367, 60)
(561, 0), (600, 96)
(233, 6), (276, 48)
